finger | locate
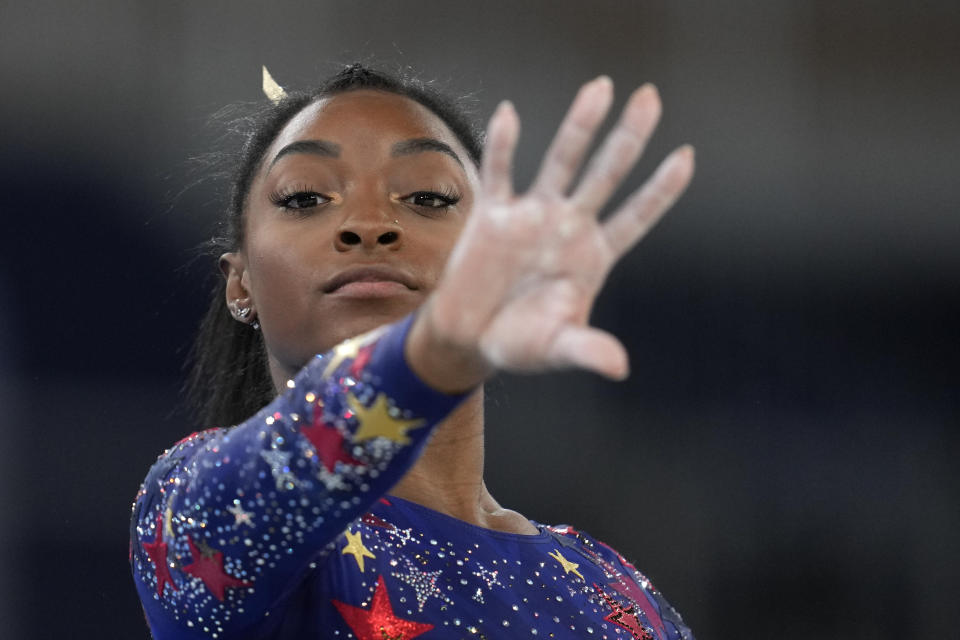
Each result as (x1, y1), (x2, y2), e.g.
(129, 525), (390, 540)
(571, 84), (661, 213)
(602, 145), (695, 259)
(480, 101), (520, 202)
(547, 325), (630, 380)
(530, 76), (614, 197)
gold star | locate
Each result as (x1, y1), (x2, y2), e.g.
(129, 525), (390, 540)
(321, 327), (387, 379)
(549, 549), (584, 581)
(341, 529), (376, 572)
(347, 392), (424, 445)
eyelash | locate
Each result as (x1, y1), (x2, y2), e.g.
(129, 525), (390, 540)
(267, 184), (329, 210)
(402, 186), (461, 210)
(267, 185), (461, 212)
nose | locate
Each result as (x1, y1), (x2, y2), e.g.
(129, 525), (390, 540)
(334, 205), (403, 252)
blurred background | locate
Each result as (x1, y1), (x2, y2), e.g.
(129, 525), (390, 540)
(1, 1), (957, 638)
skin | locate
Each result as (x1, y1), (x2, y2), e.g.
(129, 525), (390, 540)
(221, 81), (695, 535)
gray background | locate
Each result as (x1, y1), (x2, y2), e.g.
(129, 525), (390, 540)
(1, 1), (958, 638)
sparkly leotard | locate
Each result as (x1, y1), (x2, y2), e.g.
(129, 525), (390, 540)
(130, 315), (695, 639)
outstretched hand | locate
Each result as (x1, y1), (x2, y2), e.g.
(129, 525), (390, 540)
(408, 77), (695, 392)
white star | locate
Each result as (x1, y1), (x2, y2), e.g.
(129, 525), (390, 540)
(472, 562), (502, 589)
(260, 449), (296, 490)
(227, 502), (254, 528)
(391, 557), (453, 612)
(316, 466), (347, 491)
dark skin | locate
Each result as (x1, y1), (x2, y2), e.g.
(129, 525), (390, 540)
(221, 83), (695, 535)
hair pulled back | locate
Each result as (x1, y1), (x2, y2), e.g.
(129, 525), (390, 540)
(185, 64), (483, 429)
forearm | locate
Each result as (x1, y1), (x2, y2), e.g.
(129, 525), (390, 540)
(130, 313), (471, 637)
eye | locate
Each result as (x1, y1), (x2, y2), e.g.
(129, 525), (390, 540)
(268, 187), (331, 211)
(402, 190), (460, 209)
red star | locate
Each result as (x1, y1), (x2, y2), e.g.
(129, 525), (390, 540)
(582, 548), (667, 639)
(142, 514), (177, 597)
(609, 579), (667, 639)
(302, 399), (361, 472)
(594, 583), (654, 640)
(349, 344), (375, 377)
(332, 575), (434, 639)
(181, 536), (251, 601)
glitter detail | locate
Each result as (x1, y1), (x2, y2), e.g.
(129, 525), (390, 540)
(332, 575), (434, 639)
(391, 557), (454, 612)
(593, 583), (654, 640)
(226, 502), (254, 528)
(259, 448), (296, 489)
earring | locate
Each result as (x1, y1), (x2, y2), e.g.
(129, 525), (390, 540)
(229, 299), (258, 330)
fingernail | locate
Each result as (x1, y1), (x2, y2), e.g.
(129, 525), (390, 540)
(593, 75), (613, 91)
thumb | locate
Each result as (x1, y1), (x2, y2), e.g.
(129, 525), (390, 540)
(546, 326), (630, 380)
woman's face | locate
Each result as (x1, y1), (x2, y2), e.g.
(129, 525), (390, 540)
(222, 90), (479, 379)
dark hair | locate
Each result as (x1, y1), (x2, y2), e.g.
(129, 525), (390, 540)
(184, 64), (483, 429)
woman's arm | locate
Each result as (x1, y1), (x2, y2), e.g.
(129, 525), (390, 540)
(131, 315), (468, 638)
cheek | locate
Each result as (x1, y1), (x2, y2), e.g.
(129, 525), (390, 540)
(245, 233), (319, 329)
(412, 221), (465, 285)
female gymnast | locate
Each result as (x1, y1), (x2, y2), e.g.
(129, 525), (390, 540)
(130, 64), (696, 639)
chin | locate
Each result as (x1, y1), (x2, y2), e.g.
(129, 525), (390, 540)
(322, 303), (422, 350)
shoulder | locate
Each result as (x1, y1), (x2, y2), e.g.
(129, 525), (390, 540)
(544, 524), (696, 640)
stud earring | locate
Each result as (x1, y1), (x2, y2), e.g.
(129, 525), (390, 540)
(229, 299), (258, 330)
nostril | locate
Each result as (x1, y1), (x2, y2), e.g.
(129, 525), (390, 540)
(378, 231), (399, 245)
(339, 230), (361, 245)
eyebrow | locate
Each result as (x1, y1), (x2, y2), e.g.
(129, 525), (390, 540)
(270, 140), (341, 167)
(391, 138), (464, 167)
(268, 137), (464, 169)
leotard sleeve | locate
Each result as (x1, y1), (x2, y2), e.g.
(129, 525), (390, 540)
(129, 314), (467, 638)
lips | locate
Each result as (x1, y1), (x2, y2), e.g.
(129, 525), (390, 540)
(323, 266), (417, 294)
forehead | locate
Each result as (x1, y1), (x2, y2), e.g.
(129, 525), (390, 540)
(265, 90), (466, 161)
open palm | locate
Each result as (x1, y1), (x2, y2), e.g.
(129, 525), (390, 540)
(426, 77), (695, 381)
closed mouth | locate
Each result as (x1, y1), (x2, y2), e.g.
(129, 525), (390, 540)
(323, 266), (417, 293)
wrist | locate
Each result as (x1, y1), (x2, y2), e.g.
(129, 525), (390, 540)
(405, 299), (493, 394)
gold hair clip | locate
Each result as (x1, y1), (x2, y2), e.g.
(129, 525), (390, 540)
(262, 66), (288, 104)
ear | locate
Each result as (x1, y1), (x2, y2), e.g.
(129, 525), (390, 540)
(219, 252), (256, 321)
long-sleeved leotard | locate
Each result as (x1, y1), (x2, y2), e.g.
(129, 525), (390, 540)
(130, 314), (695, 639)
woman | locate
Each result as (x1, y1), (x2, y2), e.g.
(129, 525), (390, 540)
(130, 64), (696, 639)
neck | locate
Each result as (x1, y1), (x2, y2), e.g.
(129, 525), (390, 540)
(390, 389), (487, 514)
(389, 388), (538, 535)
